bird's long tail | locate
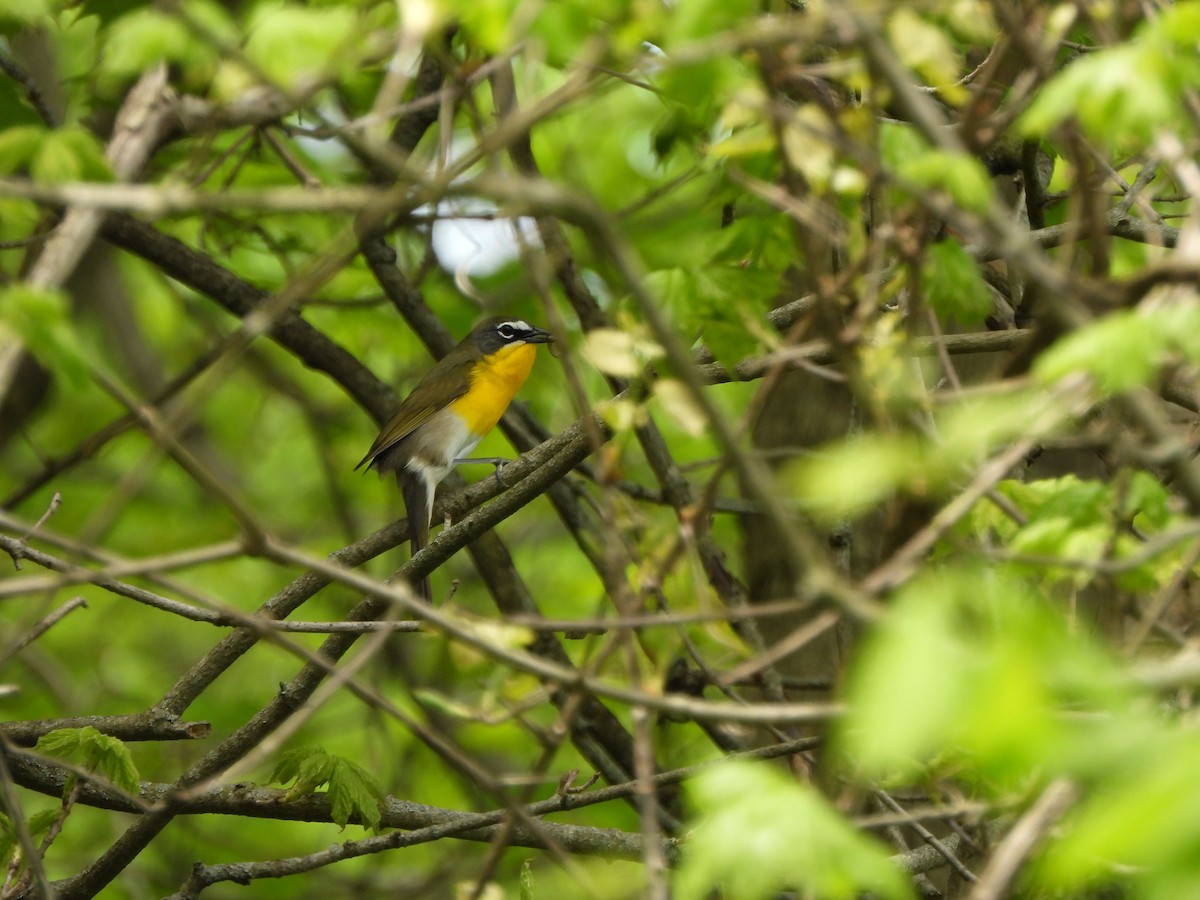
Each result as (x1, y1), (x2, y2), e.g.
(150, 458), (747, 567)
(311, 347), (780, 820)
(400, 471), (432, 601)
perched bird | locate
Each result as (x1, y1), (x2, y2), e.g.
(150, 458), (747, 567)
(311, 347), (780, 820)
(357, 316), (553, 597)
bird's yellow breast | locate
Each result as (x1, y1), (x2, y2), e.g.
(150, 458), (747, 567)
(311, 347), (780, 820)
(449, 342), (538, 437)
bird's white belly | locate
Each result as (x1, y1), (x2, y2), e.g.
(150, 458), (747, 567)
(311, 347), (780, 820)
(405, 409), (481, 485)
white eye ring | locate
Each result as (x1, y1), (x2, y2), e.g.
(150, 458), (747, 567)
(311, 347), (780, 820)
(497, 324), (516, 339)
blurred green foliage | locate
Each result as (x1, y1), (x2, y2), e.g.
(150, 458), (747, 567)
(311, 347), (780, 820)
(677, 761), (913, 900)
(1, 0), (1199, 897)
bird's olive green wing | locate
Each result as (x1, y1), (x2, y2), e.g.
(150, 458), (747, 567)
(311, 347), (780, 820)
(355, 356), (472, 470)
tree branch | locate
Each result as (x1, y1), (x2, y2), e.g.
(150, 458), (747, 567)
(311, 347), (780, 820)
(0, 715), (210, 747)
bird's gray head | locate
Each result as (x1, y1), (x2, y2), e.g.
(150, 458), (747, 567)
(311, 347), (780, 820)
(473, 317), (553, 354)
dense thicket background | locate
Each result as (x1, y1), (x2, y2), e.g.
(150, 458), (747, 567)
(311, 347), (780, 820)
(3, 0), (1200, 897)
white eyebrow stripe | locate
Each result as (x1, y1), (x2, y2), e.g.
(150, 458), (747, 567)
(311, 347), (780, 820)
(497, 320), (531, 332)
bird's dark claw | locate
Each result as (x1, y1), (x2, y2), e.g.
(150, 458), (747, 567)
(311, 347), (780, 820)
(453, 456), (511, 488)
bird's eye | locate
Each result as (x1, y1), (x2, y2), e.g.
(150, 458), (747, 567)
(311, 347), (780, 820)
(497, 324), (515, 339)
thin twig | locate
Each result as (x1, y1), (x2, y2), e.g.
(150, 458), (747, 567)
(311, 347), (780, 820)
(5, 493), (60, 570)
(0, 51), (57, 126)
(875, 790), (977, 884)
(967, 780), (1078, 900)
(0, 597), (87, 669)
(0, 739), (52, 899)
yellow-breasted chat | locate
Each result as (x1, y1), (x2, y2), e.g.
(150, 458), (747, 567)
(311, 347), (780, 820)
(356, 316), (553, 597)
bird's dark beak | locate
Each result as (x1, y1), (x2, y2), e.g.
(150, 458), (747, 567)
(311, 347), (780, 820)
(528, 327), (553, 344)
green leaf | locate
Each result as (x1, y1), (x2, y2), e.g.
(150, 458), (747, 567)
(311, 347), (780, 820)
(1019, 7), (1200, 151)
(520, 858), (534, 900)
(790, 432), (920, 521)
(29, 131), (82, 183)
(0, 284), (92, 388)
(183, 0), (240, 48)
(666, 0), (756, 44)
(0, 809), (54, 875)
(881, 122), (994, 210)
(81, 0), (147, 25)
(957, 478), (1025, 545)
(0, 0), (49, 31)
(1158, 0), (1200, 42)
(1038, 732), (1200, 894)
(458, 0), (520, 53)
(707, 206), (796, 274)
(0, 816), (13, 866)
(1033, 310), (1165, 394)
(294, 751), (337, 796)
(675, 761), (913, 900)
(696, 267), (774, 363)
(100, 9), (194, 81)
(780, 104), (837, 188)
(528, 0), (616, 68)
(0, 77), (45, 130)
(580, 328), (662, 377)
(837, 564), (1126, 787)
(271, 747), (337, 798)
(648, 265), (766, 365)
(657, 57), (744, 127)
(653, 379), (707, 437)
(328, 757), (386, 831)
(35, 727), (140, 796)
(1013, 475), (1108, 522)
(271, 748), (385, 829)
(879, 121), (928, 171)
(898, 149), (993, 213)
(934, 391), (1053, 468)
(27, 809), (61, 838)
(245, 3), (359, 89)
(888, 9), (966, 104)
(0, 125), (46, 175)
(54, 129), (112, 181)
(836, 570), (974, 778)
(995, 474), (1181, 590)
(27, 128), (111, 184)
(1012, 515), (1106, 560)
(1021, 47), (1170, 148)
(943, 0), (998, 43)
(1125, 471), (1171, 529)
(1160, 302), (1200, 363)
(270, 747), (316, 787)
(100, 1), (233, 92)
(921, 240), (993, 324)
